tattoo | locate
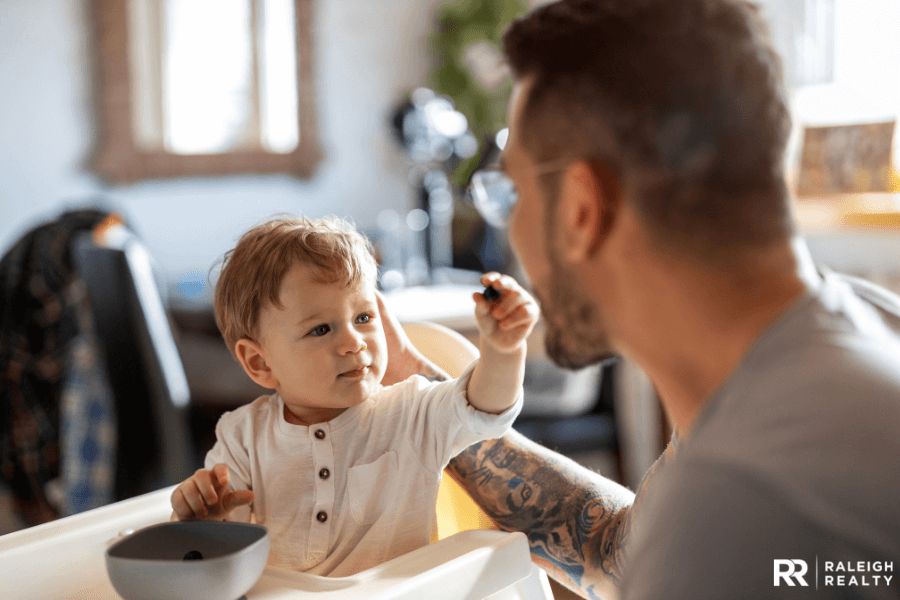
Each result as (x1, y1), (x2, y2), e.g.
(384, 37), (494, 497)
(418, 367), (449, 383)
(446, 430), (674, 599)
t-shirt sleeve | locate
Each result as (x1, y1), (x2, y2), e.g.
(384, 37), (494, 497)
(406, 359), (523, 472)
(203, 410), (253, 523)
(624, 462), (830, 600)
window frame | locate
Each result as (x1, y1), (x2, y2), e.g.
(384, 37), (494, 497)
(90, 0), (322, 183)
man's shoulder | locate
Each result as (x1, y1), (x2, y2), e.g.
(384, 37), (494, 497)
(827, 270), (900, 326)
(705, 272), (900, 446)
(666, 377), (900, 580)
(733, 338), (900, 415)
(806, 271), (900, 357)
(689, 355), (900, 487)
(626, 458), (898, 600)
(624, 281), (900, 600)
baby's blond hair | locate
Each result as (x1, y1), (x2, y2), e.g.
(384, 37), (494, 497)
(214, 215), (377, 358)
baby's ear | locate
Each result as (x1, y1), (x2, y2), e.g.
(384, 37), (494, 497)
(234, 338), (278, 389)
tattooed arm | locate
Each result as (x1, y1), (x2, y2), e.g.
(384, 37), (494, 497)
(447, 432), (676, 600)
(376, 290), (676, 598)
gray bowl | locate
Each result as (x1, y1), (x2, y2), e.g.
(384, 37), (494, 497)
(105, 521), (270, 600)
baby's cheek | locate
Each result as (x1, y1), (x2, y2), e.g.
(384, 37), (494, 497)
(371, 333), (388, 372)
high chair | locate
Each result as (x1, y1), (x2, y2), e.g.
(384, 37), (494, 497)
(406, 321), (554, 598)
(401, 321), (500, 541)
(0, 321), (552, 599)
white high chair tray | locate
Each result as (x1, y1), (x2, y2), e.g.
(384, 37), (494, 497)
(0, 486), (552, 600)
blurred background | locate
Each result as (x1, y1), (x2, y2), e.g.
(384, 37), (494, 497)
(1, 0), (899, 568)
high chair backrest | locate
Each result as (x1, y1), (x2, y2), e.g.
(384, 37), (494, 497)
(401, 322), (498, 540)
(73, 224), (197, 500)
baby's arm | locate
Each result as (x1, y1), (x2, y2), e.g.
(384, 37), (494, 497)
(170, 463), (254, 521)
(467, 273), (539, 414)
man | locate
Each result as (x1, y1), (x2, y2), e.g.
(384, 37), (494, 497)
(381, 0), (900, 598)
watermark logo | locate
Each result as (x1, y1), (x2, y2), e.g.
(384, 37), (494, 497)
(774, 560), (809, 586)
(774, 559), (894, 589)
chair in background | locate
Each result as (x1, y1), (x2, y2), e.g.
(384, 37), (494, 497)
(1, 209), (196, 527)
(71, 219), (198, 502)
(0, 209), (112, 525)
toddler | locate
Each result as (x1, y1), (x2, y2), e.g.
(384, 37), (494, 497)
(170, 215), (537, 576)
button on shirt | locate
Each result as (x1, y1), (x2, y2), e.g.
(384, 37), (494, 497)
(204, 361), (522, 576)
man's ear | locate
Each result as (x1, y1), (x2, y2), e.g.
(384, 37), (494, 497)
(555, 159), (619, 262)
(234, 338), (278, 389)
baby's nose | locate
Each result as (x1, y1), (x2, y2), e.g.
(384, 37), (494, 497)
(338, 330), (367, 354)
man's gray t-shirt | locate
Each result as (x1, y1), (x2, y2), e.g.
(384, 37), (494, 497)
(625, 270), (900, 600)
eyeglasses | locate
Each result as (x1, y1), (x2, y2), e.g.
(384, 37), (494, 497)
(469, 159), (572, 228)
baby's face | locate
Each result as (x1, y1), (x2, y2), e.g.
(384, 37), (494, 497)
(257, 261), (387, 425)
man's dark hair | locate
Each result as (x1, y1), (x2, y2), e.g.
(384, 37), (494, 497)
(503, 0), (795, 256)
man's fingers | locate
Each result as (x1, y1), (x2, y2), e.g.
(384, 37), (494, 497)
(222, 489), (255, 513)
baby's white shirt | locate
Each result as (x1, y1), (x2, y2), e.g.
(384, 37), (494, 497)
(205, 360), (522, 576)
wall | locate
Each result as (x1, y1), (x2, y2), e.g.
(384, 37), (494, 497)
(790, 0), (900, 275)
(0, 0), (443, 287)
(2, 0), (899, 283)
(792, 0), (900, 128)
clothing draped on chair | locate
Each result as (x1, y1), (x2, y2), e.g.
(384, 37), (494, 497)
(0, 209), (117, 526)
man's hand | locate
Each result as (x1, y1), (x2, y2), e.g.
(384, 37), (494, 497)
(474, 273), (540, 354)
(170, 463), (254, 521)
(376, 290), (451, 385)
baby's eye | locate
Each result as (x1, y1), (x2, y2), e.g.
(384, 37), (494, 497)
(356, 313), (371, 324)
(309, 324), (330, 337)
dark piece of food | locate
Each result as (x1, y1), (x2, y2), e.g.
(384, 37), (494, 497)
(483, 286), (501, 302)
(183, 550), (204, 561)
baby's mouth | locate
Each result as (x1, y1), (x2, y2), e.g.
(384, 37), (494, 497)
(340, 366), (368, 378)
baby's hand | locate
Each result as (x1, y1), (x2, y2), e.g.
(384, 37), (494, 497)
(473, 272), (540, 354)
(170, 463), (254, 521)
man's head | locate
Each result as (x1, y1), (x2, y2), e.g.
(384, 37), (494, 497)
(501, 0), (796, 368)
(214, 216), (386, 423)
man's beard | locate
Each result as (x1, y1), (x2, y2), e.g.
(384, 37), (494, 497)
(535, 257), (618, 370)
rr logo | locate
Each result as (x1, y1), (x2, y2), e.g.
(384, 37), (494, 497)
(774, 559), (809, 586)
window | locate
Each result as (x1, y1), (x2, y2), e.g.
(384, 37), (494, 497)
(91, 0), (321, 182)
